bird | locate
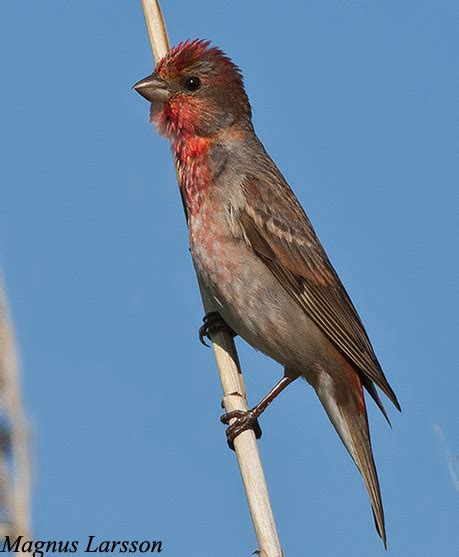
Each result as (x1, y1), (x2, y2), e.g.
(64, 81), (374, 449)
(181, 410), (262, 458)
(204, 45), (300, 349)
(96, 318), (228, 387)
(133, 39), (400, 547)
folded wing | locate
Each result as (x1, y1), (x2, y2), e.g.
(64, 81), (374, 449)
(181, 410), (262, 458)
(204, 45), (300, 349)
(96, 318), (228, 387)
(239, 173), (400, 415)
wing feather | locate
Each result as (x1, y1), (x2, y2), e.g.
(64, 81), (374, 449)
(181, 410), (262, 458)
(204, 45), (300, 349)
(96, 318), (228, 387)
(240, 175), (400, 412)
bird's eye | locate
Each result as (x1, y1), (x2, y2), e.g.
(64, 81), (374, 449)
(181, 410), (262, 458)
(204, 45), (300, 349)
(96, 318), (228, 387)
(184, 76), (201, 91)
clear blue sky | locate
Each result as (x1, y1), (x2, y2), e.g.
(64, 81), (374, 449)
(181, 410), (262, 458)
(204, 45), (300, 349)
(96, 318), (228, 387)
(1, 1), (458, 555)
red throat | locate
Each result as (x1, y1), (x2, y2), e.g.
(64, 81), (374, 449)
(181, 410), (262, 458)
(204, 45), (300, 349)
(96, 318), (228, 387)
(174, 133), (212, 216)
(152, 100), (212, 216)
(151, 94), (202, 138)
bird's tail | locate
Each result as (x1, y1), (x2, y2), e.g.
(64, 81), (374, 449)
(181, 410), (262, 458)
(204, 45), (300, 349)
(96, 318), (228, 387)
(312, 363), (387, 547)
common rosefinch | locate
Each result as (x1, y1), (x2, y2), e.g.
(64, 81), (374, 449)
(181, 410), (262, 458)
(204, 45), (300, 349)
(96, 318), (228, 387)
(134, 39), (400, 546)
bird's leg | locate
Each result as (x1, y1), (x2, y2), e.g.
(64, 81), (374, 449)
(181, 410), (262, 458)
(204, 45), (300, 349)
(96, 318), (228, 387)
(199, 311), (236, 347)
(221, 373), (298, 450)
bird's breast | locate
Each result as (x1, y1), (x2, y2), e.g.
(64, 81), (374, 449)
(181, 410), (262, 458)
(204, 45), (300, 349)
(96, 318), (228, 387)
(174, 135), (213, 216)
(189, 199), (230, 280)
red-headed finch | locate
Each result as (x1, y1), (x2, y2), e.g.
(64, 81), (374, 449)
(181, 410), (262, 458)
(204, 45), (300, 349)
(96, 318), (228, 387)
(134, 39), (400, 547)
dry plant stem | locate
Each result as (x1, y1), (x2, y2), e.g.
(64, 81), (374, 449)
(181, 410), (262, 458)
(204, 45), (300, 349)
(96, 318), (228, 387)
(139, 1), (284, 555)
(0, 280), (31, 549)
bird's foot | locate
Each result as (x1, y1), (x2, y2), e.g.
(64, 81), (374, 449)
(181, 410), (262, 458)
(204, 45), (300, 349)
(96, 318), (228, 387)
(220, 409), (262, 450)
(199, 311), (235, 347)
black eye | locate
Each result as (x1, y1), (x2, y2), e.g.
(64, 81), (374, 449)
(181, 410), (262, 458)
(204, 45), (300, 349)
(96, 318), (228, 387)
(184, 76), (201, 91)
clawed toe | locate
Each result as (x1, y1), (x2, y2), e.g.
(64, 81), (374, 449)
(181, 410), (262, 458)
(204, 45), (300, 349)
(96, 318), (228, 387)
(199, 311), (236, 347)
(220, 409), (262, 450)
(199, 321), (211, 347)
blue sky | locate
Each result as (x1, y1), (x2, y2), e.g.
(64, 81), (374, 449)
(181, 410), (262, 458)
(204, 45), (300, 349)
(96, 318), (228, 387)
(1, 1), (458, 555)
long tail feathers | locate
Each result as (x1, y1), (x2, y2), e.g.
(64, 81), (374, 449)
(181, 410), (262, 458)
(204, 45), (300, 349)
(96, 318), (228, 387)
(314, 370), (387, 547)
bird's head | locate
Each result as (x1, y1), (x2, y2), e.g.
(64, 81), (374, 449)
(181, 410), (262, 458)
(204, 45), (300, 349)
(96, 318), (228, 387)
(134, 39), (252, 139)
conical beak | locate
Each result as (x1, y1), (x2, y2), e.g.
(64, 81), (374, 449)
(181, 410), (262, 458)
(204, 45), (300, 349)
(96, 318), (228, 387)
(132, 74), (170, 102)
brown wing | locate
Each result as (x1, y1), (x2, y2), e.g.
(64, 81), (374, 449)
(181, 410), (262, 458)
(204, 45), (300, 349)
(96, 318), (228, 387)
(240, 174), (400, 413)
